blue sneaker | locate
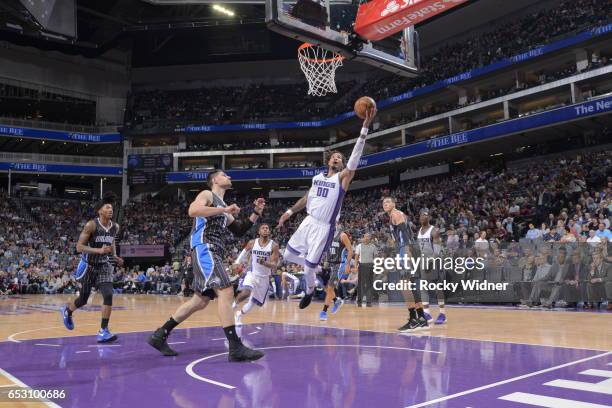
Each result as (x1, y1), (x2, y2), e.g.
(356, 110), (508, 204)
(60, 306), (74, 330)
(96, 328), (118, 343)
(331, 298), (344, 314)
(319, 311), (328, 321)
(434, 314), (446, 325)
(423, 312), (433, 323)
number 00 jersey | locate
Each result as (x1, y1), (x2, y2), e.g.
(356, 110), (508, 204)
(307, 172), (345, 224)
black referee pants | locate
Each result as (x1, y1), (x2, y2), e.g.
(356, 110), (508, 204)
(357, 263), (374, 306)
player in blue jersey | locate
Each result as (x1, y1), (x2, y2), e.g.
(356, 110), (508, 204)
(319, 227), (353, 321)
(60, 192), (124, 343)
(148, 170), (266, 361)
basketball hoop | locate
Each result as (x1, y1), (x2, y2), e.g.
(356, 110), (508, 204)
(298, 43), (344, 97)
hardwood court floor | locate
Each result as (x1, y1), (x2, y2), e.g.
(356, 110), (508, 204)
(1, 294), (610, 350)
(0, 295), (610, 408)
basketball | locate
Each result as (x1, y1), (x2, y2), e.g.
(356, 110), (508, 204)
(354, 96), (376, 119)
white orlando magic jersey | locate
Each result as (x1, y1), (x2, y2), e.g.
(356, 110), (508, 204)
(417, 225), (435, 256)
(250, 239), (274, 277)
(307, 173), (345, 224)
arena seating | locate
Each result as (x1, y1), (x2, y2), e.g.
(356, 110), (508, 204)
(2, 148), (610, 307)
(125, 0), (610, 129)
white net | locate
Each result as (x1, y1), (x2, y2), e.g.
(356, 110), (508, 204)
(298, 43), (344, 97)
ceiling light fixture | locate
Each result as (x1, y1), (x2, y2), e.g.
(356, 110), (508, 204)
(212, 4), (235, 16)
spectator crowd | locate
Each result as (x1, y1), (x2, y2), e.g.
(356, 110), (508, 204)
(1, 147), (610, 308)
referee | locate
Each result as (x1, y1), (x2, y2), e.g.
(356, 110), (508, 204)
(354, 233), (377, 307)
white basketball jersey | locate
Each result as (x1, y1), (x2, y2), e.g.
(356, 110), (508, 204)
(417, 225), (435, 256)
(307, 172), (344, 223)
(250, 239), (274, 277)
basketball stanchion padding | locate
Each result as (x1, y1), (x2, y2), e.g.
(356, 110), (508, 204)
(298, 43), (344, 97)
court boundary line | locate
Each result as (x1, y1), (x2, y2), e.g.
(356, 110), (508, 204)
(0, 368), (62, 408)
(186, 344), (443, 390)
(404, 351), (612, 408)
(3, 319), (218, 343)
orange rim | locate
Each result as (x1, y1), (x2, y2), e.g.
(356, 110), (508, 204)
(298, 43), (344, 63)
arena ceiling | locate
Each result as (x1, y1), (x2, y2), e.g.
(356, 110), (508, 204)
(0, 0), (551, 65)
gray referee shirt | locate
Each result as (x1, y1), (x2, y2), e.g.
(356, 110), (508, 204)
(356, 243), (376, 264)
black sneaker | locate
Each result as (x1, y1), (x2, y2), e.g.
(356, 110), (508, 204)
(228, 343), (264, 362)
(415, 316), (429, 329)
(147, 328), (178, 356)
(398, 320), (413, 332)
(299, 293), (313, 309)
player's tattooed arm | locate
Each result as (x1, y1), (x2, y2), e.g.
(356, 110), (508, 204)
(76, 220), (110, 255)
(290, 193), (308, 213)
(278, 192), (308, 227)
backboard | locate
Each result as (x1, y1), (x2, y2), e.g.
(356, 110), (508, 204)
(266, 0), (420, 77)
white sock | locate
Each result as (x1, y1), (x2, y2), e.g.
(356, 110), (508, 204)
(423, 306), (430, 315)
(304, 265), (318, 295)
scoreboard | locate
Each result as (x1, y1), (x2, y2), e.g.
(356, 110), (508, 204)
(127, 154), (173, 170)
(127, 154), (172, 185)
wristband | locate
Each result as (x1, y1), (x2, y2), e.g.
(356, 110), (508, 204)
(360, 127), (369, 136)
(285, 209), (294, 216)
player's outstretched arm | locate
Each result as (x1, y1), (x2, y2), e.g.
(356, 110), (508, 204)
(278, 192), (308, 228)
(340, 105), (377, 190)
(228, 198), (265, 236)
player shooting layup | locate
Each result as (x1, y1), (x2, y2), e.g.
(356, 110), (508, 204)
(277, 105), (376, 309)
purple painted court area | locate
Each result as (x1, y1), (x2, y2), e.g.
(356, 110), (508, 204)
(1, 323), (610, 408)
